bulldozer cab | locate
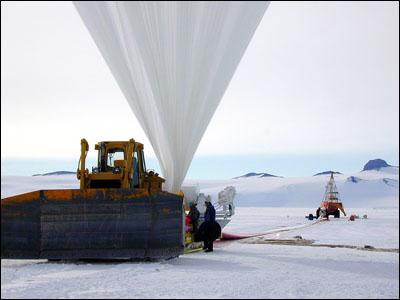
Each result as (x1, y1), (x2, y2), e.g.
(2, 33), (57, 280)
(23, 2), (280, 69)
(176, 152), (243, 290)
(77, 138), (165, 191)
(96, 141), (136, 173)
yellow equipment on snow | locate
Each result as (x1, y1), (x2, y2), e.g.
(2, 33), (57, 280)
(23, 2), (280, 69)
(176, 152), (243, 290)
(2, 138), (185, 260)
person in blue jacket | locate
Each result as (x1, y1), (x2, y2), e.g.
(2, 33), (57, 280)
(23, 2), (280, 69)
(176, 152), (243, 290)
(203, 200), (216, 252)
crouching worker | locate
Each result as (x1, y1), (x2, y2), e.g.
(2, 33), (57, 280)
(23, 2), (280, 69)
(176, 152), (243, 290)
(187, 201), (200, 233)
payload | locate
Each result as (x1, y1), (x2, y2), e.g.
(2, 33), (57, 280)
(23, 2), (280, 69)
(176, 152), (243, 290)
(316, 172), (347, 219)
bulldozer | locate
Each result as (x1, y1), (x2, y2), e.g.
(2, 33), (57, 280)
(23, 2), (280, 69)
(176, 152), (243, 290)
(1, 139), (185, 260)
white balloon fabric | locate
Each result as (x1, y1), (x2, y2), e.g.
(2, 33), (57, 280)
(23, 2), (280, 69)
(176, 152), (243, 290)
(74, 1), (269, 193)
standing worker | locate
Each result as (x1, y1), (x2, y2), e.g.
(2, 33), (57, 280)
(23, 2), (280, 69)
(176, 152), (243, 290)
(316, 207), (321, 219)
(187, 201), (200, 233)
(203, 200), (216, 252)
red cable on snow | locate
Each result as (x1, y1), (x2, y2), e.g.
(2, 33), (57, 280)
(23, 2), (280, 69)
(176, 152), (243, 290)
(220, 218), (329, 240)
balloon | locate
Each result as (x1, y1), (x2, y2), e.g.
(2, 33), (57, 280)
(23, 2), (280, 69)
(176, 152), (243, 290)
(74, 1), (269, 192)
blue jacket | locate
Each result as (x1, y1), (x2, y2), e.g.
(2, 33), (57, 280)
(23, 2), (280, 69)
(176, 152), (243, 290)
(204, 205), (216, 222)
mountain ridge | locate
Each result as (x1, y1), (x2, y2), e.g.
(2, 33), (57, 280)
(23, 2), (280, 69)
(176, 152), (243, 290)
(33, 171), (76, 176)
(362, 159), (392, 171)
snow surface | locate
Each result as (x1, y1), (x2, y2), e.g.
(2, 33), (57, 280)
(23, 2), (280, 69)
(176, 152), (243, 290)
(1, 169), (399, 299)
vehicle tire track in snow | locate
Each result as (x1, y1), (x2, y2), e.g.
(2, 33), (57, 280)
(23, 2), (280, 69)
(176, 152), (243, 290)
(243, 238), (399, 253)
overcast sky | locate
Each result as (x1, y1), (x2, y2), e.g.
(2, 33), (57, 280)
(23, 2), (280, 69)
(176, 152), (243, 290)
(1, 1), (399, 177)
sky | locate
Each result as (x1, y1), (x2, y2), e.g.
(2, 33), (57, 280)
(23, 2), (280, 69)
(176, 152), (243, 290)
(1, 1), (399, 178)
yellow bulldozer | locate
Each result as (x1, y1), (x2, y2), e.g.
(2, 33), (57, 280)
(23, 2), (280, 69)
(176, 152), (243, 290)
(1, 139), (185, 260)
(77, 138), (165, 190)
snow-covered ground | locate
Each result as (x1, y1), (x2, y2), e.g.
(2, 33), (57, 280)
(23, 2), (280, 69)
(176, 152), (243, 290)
(1, 207), (398, 299)
(1, 168), (399, 299)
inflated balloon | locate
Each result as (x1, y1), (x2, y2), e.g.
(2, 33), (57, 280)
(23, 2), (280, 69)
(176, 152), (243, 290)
(74, 1), (269, 192)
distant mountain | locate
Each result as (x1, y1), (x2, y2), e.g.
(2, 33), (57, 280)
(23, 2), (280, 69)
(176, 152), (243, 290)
(32, 171), (75, 176)
(382, 178), (398, 188)
(347, 176), (362, 183)
(233, 172), (279, 179)
(362, 159), (392, 171)
(3, 168), (398, 208)
(313, 171), (342, 176)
